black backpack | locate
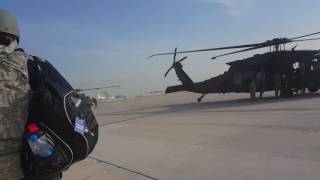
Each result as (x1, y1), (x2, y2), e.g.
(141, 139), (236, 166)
(22, 56), (99, 174)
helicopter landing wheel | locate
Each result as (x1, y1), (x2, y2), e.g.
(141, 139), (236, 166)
(197, 94), (206, 102)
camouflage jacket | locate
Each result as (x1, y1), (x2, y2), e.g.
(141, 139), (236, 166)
(0, 50), (30, 179)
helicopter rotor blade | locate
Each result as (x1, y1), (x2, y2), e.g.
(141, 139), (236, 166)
(291, 37), (320, 42)
(290, 31), (320, 40)
(149, 31), (320, 59)
(164, 50), (187, 77)
(148, 42), (266, 58)
(211, 37), (320, 59)
(177, 56), (188, 63)
(164, 66), (174, 77)
(75, 85), (120, 92)
(173, 48), (177, 63)
(149, 38), (293, 58)
(165, 48), (179, 77)
(211, 44), (266, 60)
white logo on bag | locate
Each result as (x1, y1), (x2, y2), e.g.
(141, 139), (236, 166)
(70, 97), (82, 108)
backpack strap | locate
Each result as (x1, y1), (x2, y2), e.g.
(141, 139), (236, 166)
(27, 56), (45, 93)
(21, 56), (44, 177)
(28, 56), (73, 92)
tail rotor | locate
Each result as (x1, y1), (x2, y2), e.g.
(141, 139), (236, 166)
(164, 48), (187, 77)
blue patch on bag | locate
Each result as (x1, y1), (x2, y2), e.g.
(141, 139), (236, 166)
(74, 117), (86, 135)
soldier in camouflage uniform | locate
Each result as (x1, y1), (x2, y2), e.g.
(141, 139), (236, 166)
(0, 9), (62, 180)
(0, 9), (30, 180)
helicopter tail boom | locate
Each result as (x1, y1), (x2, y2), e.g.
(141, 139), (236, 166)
(165, 85), (186, 93)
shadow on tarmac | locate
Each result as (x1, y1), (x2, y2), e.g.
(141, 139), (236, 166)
(98, 93), (320, 127)
(159, 93), (320, 114)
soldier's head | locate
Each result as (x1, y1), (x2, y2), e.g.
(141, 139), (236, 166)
(0, 9), (20, 54)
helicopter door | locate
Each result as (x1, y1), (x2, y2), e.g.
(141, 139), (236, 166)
(243, 70), (254, 84)
(233, 72), (243, 85)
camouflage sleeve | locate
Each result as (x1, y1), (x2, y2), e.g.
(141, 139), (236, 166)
(0, 50), (31, 179)
(0, 152), (25, 179)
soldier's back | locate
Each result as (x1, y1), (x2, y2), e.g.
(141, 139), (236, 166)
(0, 50), (30, 179)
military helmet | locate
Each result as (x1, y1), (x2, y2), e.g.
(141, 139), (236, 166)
(0, 9), (20, 38)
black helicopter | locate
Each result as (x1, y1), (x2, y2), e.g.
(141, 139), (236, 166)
(75, 85), (120, 108)
(149, 32), (320, 102)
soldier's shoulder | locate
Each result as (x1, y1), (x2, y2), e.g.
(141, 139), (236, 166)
(13, 48), (32, 61)
(26, 54), (47, 63)
(15, 49), (48, 65)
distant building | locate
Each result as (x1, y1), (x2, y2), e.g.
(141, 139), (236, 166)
(96, 94), (108, 100)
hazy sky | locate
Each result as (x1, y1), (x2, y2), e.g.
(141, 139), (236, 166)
(1, 0), (320, 96)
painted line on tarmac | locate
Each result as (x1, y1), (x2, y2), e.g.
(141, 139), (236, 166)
(89, 156), (159, 180)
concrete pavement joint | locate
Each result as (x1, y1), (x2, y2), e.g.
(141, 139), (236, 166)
(99, 114), (159, 127)
(88, 156), (159, 180)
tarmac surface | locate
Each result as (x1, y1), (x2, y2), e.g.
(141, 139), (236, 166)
(64, 92), (320, 180)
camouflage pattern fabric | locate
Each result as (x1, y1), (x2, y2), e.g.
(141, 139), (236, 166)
(0, 152), (23, 180)
(0, 50), (30, 179)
